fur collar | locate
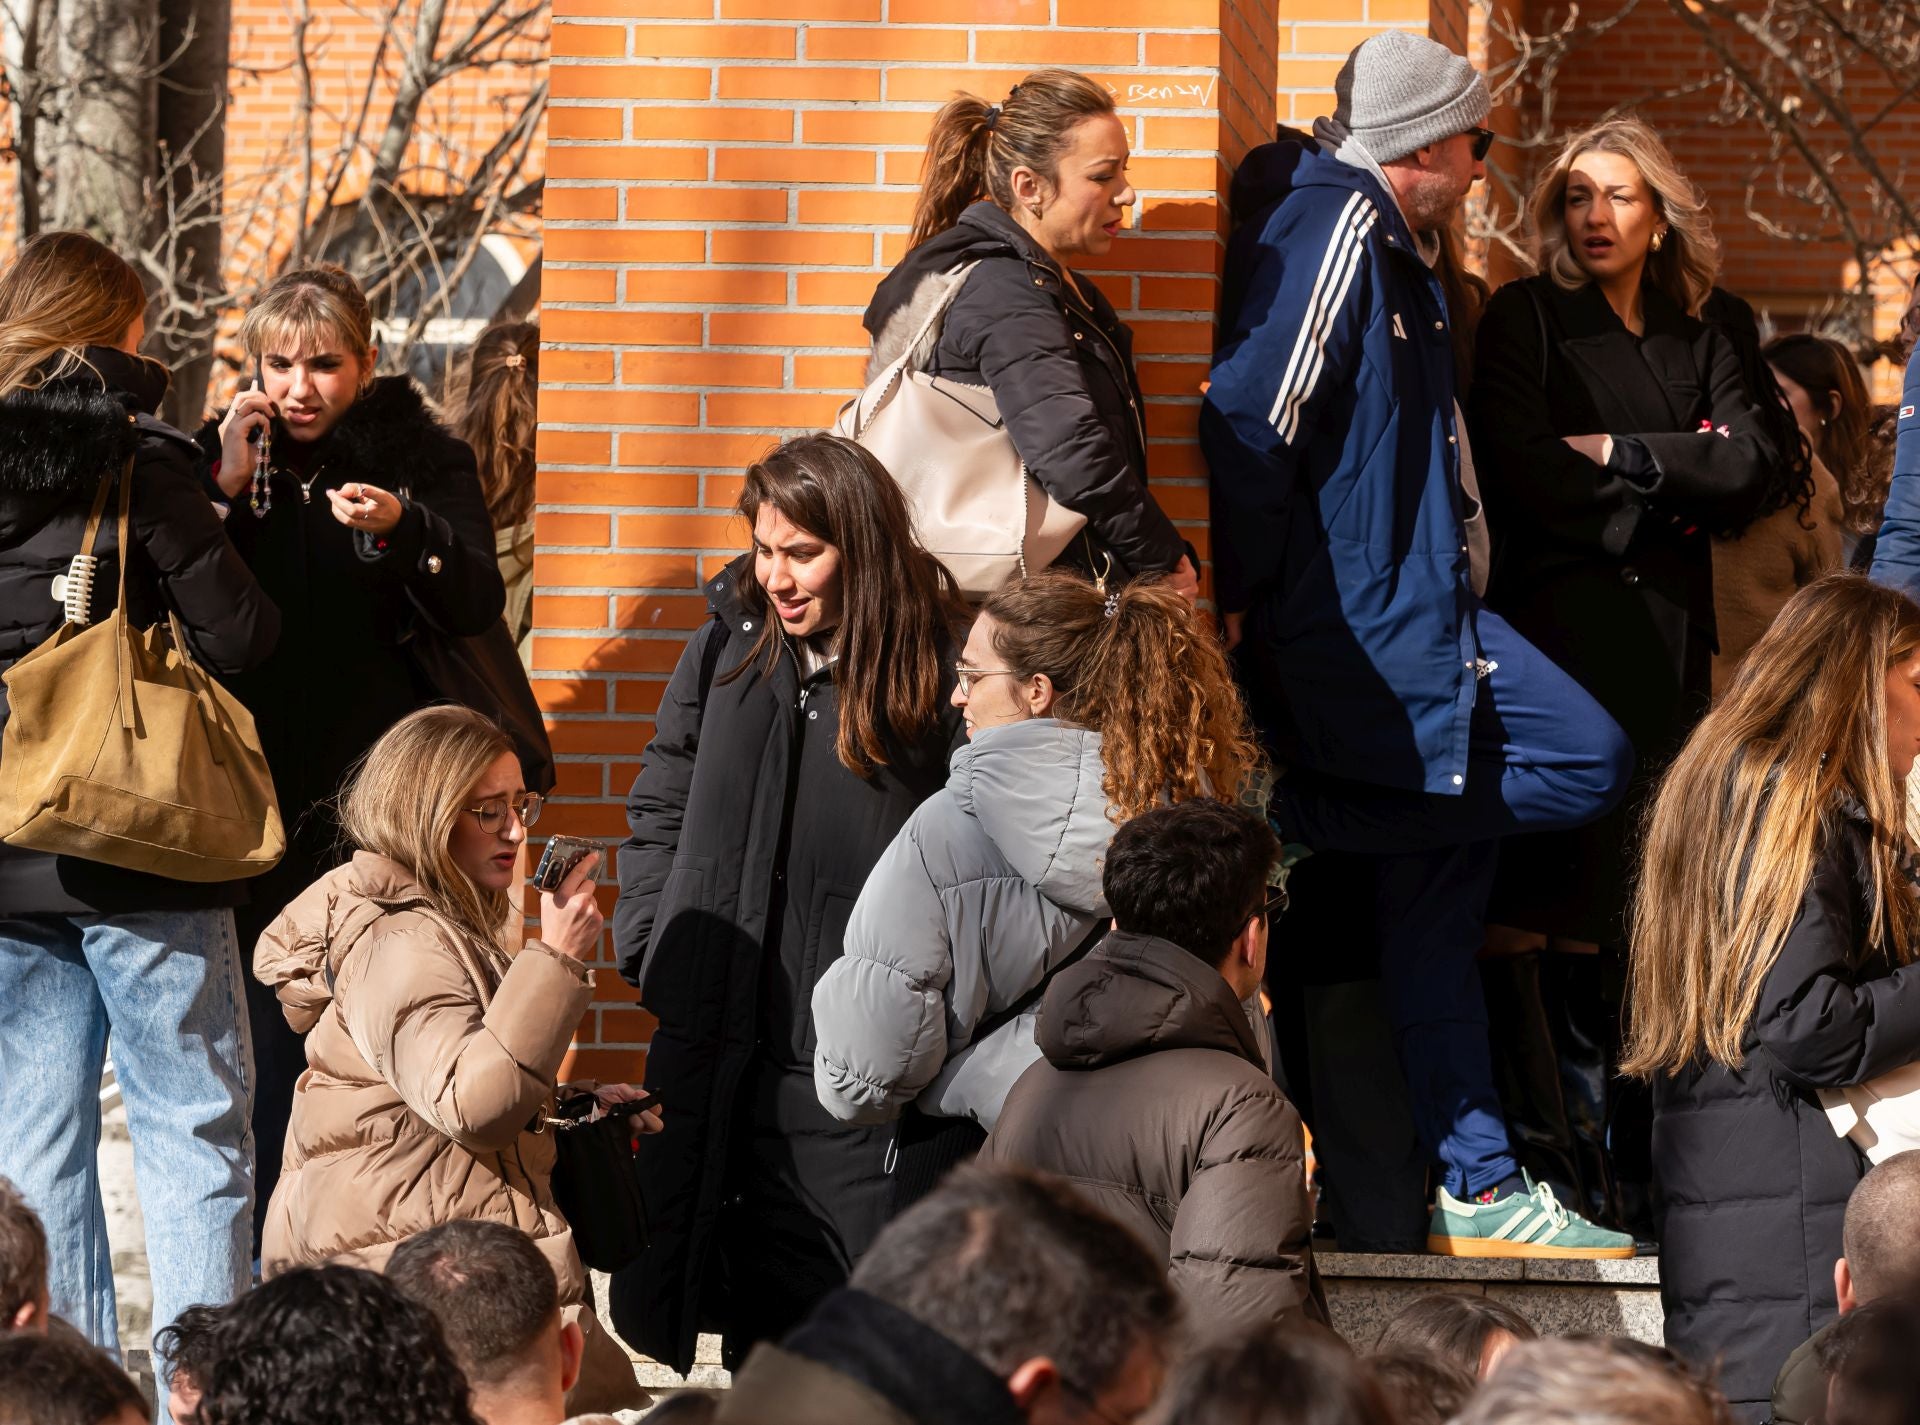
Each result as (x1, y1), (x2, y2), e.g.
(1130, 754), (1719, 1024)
(0, 382), (140, 497)
(866, 266), (972, 384)
(198, 374), (464, 492)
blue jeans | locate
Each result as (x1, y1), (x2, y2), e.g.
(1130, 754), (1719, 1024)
(1274, 609), (1632, 1197)
(0, 910), (255, 1357)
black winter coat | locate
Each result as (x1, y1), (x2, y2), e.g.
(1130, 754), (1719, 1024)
(862, 201), (1185, 581)
(194, 376), (504, 913)
(1652, 806), (1920, 1419)
(1469, 276), (1775, 942)
(610, 557), (962, 1373)
(0, 349), (279, 913)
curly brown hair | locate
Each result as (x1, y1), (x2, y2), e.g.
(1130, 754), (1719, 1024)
(978, 570), (1262, 819)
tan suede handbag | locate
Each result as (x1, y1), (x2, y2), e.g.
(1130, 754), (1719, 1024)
(835, 261), (1085, 596)
(0, 465), (284, 880)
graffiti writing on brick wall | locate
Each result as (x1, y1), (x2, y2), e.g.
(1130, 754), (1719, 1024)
(1103, 76), (1219, 108)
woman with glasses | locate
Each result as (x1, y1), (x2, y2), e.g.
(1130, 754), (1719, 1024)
(811, 569), (1263, 1197)
(611, 433), (966, 1373)
(253, 705), (654, 1412)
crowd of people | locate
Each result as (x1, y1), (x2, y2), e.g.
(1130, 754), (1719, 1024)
(0, 18), (1918, 1425)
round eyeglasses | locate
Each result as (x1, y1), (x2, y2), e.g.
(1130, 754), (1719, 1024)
(464, 793), (544, 835)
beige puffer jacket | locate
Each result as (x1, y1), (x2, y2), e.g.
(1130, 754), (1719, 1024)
(253, 851), (594, 1300)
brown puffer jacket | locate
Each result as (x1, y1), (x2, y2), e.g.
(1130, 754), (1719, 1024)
(984, 929), (1328, 1336)
(253, 852), (594, 1299)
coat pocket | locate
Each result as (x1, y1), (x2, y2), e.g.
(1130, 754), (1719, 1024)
(640, 853), (717, 1010)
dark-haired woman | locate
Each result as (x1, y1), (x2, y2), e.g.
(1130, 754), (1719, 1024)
(863, 68), (1196, 597)
(453, 320), (539, 661)
(202, 262), (505, 1236)
(1765, 334), (1885, 565)
(611, 432), (966, 1372)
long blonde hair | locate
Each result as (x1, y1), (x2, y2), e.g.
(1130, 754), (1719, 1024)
(339, 706), (518, 952)
(1626, 573), (1920, 1078)
(1529, 115), (1719, 317)
(979, 571), (1263, 819)
(0, 231), (147, 400)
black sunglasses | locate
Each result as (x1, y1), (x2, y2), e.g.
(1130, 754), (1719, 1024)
(1467, 126), (1496, 161)
(1253, 884), (1290, 924)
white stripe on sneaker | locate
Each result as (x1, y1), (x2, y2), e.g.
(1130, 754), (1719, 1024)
(1266, 191), (1378, 445)
(1488, 1210), (1532, 1242)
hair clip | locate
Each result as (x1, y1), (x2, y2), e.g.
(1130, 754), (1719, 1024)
(1103, 591), (1120, 619)
(503, 353), (527, 369)
(984, 103), (1002, 131)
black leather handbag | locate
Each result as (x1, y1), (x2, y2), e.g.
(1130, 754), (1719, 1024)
(547, 1091), (650, 1273)
(405, 611), (556, 795)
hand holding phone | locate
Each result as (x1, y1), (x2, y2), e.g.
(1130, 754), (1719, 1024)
(537, 842), (603, 962)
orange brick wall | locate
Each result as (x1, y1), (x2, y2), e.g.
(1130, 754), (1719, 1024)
(537, 0), (1490, 1079)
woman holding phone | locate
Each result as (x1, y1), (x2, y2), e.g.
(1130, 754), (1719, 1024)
(201, 262), (505, 1228)
(254, 705), (653, 1412)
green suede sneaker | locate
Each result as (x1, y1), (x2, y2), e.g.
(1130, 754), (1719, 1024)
(1427, 1173), (1635, 1259)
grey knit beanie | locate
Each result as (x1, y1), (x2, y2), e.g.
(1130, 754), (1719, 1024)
(1333, 31), (1491, 164)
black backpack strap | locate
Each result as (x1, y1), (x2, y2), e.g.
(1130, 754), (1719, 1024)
(970, 921), (1106, 1047)
(695, 616), (728, 710)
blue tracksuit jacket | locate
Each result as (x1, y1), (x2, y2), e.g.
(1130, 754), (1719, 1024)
(1204, 140), (1478, 796)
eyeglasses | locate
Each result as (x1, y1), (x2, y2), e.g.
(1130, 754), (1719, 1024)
(1467, 126), (1496, 161)
(954, 663), (1021, 698)
(464, 793), (543, 835)
(1254, 884), (1290, 924)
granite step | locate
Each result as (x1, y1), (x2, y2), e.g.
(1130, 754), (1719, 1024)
(1318, 1249), (1663, 1347)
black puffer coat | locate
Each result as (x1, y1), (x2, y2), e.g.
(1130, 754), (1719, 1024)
(611, 556), (962, 1373)
(1653, 804), (1920, 1419)
(0, 349), (279, 913)
(194, 375), (504, 912)
(862, 200), (1184, 581)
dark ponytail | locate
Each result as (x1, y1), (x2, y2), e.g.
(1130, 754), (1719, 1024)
(909, 69), (1117, 249)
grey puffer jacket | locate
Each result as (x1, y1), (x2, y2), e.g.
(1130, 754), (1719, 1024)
(985, 930), (1327, 1337)
(812, 719), (1113, 1131)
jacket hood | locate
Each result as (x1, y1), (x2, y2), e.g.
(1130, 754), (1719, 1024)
(197, 374), (462, 493)
(0, 347), (174, 498)
(863, 201), (1079, 379)
(1037, 929), (1263, 1070)
(949, 719), (1112, 914)
(253, 851), (440, 1030)
(1228, 130), (1408, 242)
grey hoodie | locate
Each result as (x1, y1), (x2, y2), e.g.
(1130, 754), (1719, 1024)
(812, 718), (1113, 1131)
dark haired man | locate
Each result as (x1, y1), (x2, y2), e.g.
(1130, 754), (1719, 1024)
(716, 1162), (1178, 1425)
(985, 798), (1327, 1334)
(0, 1176), (48, 1335)
(389, 1220), (610, 1425)
(0, 1332), (147, 1425)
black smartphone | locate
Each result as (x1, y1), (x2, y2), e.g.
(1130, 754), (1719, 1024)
(531, 834), (597, 892)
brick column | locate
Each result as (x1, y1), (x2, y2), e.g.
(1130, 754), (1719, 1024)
(537, 0), (1285, 1077)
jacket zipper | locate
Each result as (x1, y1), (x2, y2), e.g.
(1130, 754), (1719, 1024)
(1060, 281), (1150, 460)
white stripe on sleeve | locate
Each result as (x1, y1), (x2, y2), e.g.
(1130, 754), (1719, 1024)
(1267, 191), (1379, 445)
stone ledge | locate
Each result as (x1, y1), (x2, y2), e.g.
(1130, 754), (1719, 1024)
(1318, 1251), (1660, 1285)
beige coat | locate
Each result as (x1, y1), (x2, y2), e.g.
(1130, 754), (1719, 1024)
(253, 851), (593, 1299)
(1710, 457), (1846, 697)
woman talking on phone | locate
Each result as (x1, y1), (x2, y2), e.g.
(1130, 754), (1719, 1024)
(254, 705), (652, 1411)
(201, 262), (504, 1232)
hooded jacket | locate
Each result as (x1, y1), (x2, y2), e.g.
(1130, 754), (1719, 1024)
(863, 200), (1184, 581)
(0, 348), (279, 913)
(812, 720), (1112, 1132)
(253, 852), (594, 1298)
(1652, 804), (1920, 1416)
(984, 930), (1327, 1336)
(195, 375), (505, 914)
(1202, 136), (1479, 796)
